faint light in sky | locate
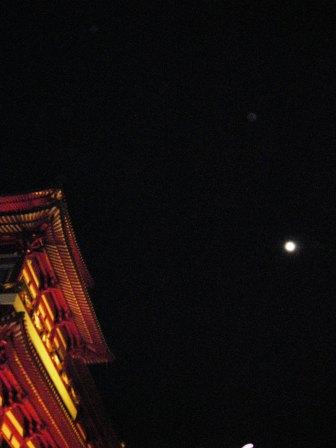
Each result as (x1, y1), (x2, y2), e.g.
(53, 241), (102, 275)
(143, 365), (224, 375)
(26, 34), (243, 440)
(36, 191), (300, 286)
(284, 240), (297, 252)
(242, 444), (254, 448)
(247, 112), (257, 122)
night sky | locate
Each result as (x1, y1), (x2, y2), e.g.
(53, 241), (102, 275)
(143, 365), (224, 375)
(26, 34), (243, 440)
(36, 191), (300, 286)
(1, 4), (335, 448)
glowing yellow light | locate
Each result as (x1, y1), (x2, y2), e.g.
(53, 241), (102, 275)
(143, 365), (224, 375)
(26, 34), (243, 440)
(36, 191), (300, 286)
(42, 294), (55, 321)
(39, 304), (46, 318)
(44, 317), (53, 333)
(29, 283), (37, 299)
(11, 435), (20, 448)
(45, 337), (53, 353)
(14, 295), (77, 419)
(61, 371), (70, 385)
(1, 422), (11, 440)
(22, 268), (30, 284)
(56, 327), (67, 350)
(6, 410), (24, 436)
(27, 441), (37, 448)
(52, 353), (62, 368)
(27, 259), (40, 288)
(22, 266), (38, 298)
(33, 313), (43, 332)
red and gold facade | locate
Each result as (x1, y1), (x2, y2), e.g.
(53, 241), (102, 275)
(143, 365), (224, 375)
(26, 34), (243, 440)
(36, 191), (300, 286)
(0, 189), (115, 448)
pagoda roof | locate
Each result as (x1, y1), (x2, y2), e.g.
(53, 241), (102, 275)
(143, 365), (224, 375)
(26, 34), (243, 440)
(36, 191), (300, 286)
(0, 188), (111, 363)
(0, 311), (86, 448)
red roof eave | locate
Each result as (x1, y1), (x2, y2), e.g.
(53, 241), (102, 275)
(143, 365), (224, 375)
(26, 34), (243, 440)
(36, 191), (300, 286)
(0, 188), (111, 363)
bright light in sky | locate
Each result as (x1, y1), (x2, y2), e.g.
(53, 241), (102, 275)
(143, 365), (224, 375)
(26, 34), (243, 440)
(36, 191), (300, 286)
(242, 444), (254, 448)
(284, 240), (296, 252)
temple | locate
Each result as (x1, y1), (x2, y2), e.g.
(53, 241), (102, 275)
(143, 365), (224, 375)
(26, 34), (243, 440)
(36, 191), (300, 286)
(0, 189), (116, 448)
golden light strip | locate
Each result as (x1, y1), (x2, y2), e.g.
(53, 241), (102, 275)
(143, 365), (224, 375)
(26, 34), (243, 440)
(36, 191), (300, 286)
(6, 410), (24, 437)
(14, 294), (77, 419)
(27, 259), (40, 288)
(41, 294), (55, 321)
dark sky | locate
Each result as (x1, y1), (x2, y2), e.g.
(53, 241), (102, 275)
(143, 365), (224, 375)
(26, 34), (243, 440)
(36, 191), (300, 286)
(1, 3), (335, 448)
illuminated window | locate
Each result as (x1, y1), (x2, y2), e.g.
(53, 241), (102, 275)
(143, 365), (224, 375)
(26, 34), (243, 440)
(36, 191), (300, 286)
(11, 435), (20, 448)
(13, 289), (78, 419)
(1, 420), (22, 448)
(38, 304), (46, 319)
(6, 410), (24, 436)
(32, 313), (43, 333)
(22, 267), (38, 299)
(56, 328), (67, 350)
(42, 294), (55, 321)
(45, 337), (53, 353)
(61, 371), (70, 385)
(44, 318), (52, 333)
(27, 258), (40, 288)
(1, 422), (11, 440)
(22, 268), (30, 285)
(52, 353), (61, 366)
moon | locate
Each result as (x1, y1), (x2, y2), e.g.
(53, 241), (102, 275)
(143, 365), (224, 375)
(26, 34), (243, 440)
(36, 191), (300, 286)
(242, 444), (254, 448)
(284, 240), (297, 252)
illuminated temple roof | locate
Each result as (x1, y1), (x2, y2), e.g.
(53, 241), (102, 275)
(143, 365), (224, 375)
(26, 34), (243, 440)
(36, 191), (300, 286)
(0, 188), (111, 364)
(0, 311), (87, 448)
